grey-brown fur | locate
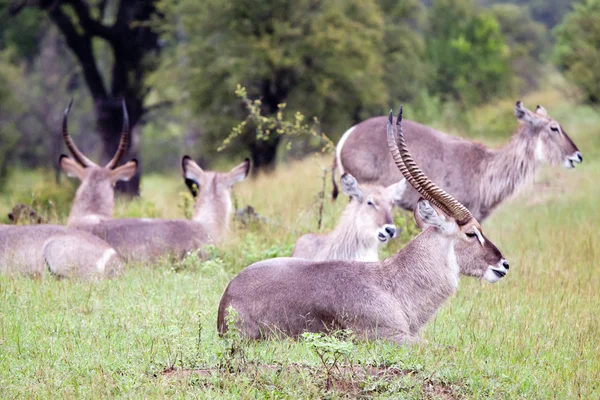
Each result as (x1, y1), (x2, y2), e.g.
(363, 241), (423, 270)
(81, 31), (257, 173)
(292, 174), (403, 262)
(333, 102), (582, 221)
(0, 225), (123, 279)
(218, 200), (507, 343)
(74, 157), (251, 263)
(218, 110), (508, 343)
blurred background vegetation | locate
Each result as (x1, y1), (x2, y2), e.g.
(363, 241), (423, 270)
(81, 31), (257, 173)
(0, 0), (597, 194)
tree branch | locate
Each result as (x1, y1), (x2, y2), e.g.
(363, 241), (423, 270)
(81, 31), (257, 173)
(44, 2), (108, 100)
(66, 0), (114, 41)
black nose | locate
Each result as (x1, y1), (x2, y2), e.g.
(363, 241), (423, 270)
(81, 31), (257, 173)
(502, 260), (509, 270)
(385, 226), (396, 237)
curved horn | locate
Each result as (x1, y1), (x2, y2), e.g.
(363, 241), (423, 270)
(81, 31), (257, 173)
(62, 99), (98, 167)
(388, 106), (473, 225)
(386, 110), (420, 193)
(105, 99), (130, 169)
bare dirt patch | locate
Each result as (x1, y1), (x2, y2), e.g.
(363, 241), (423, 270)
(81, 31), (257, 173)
(161, 363), (460, 399)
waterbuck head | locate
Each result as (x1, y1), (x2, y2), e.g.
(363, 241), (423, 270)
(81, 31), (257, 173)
(182, 156), (251, 240)
(514, 101), (582, 169)
(388, 108), (508, 283)
(340, 173), (402, 244)
(60, 100), (137, 226)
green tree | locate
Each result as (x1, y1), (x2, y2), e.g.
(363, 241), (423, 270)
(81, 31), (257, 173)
(554, 0), (600, 103)
(427, 0), (511, 105)
(8, 0), (165, 194)
(157, 0), (400, 170)
(490, 3), (548, 88)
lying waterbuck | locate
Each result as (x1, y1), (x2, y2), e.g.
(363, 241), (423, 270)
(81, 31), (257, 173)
(78, 156), (250, 263)
(292, 173), (404, 262)
(217, 107), (508, 343)
(60, 100), (137, 228)
(332, 102), (582, 221)
(0, 225), (123, 279)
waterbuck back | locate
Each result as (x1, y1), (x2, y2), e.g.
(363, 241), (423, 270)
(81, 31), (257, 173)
(333, 102), (582, 221)
(0, 225), (122, 279)
(76, 157), (251, 263)
(218, 108), (508, 344)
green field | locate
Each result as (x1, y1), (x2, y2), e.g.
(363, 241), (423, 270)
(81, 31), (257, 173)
(1, 89), (599, 398)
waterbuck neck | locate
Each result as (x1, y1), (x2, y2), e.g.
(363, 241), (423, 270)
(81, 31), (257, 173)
(379, 228), (459, 334)
(325, 204), (381, 261)
(191, 176), (232, 241)
(478, 128), (540, 216)
(67, 184), (114, 227)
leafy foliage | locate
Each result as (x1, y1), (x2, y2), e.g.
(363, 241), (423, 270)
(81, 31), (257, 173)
(426, 0), (511, 105)
(554, 0), (600, 103)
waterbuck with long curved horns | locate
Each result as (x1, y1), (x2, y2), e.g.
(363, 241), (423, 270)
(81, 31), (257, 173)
(217, 107), (508, 344)
(292, 173), (404, 262)
(332, 102), (582, 221)
(60, 100), (138, 227)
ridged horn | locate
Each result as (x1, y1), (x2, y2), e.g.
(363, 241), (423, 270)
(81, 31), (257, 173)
(386, 110), (421, 194)
(389, 106), (473, 225)
(105, 99), (130, 169)
(62, 99), (98, 168)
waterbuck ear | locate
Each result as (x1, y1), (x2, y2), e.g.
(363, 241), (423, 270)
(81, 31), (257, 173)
(341, 173), (364, 203)
(226, 158), (251, 186)
(386, 179), (407, 204)
(110, 159), (138, 183)
(182, 156), (207, 191)
(535, 105), (547, 117)
(514, 100), (539, 126)
(59, 155), (86, 180)
(414, 199), (456, 233)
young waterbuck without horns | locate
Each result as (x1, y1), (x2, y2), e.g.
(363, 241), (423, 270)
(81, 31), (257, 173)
(79, 156), (250, 263)
(332, 102), (582, 221)
(60, 100), (138, 228)
(217, 107), (508, 343)
(292, 174), (404, 262)
(0, 225), (123, 279)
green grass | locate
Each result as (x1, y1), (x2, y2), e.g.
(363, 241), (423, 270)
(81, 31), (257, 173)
(1, 88), (599, 398)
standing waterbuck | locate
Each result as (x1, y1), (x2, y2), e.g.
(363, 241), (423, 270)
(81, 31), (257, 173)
(79, 156), (251, 263)
(292, 174), (404, 262)
(332, 102), (582, 221)
(60, 100), (138, 228)
(217, 107), (508, 343)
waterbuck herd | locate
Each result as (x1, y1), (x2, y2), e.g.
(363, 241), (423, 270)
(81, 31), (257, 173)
(0, 100), (582, 344)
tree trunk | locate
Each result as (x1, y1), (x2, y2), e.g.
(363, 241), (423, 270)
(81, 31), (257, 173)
(95, 97), (142, 195)
(248, 135), (281, 174)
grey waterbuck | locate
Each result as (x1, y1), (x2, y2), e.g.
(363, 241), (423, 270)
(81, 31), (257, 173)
(0, 225), (123, 279)
(332, 102), (582, 221)
(60, 100), (137, 228)
(79, 156), (251, 263)
(292, 173), (404, 262)
(217, 107), (508, 343)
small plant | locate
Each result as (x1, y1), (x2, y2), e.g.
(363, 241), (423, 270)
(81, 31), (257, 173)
(302, 330), (356, 390)
(218, 85), (334, 154)
(216, 305), (247, 373)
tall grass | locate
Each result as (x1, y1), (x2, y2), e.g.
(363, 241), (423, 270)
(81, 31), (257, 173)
(0, 89), (599, 398)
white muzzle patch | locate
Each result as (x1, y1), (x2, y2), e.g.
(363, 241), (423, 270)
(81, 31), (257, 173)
(484, 258), (509, 283)
(377, 224), (397, 243)
(563, 151), (583, 169)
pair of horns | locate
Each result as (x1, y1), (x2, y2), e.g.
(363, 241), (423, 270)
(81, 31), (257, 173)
(62, 99), (130, 169)
(386, 107), (473, 226)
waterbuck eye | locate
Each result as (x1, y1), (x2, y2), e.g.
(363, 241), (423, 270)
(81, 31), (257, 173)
(466, 232), (477, 238)
(550, 126), (559, 132)
(367, 200), (375, 207)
